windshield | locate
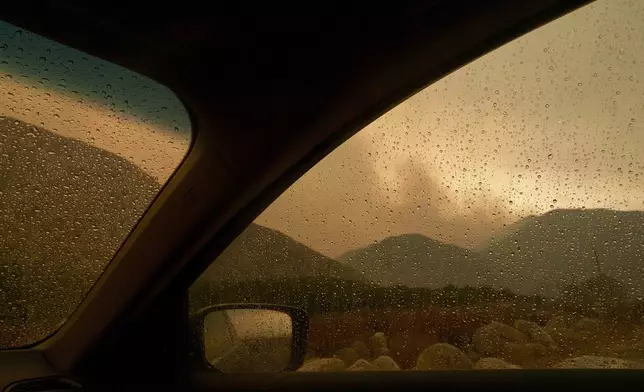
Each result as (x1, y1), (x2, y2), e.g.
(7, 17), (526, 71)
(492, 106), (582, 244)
(0, 21), (191, 348)
(190, 0), (644, 371)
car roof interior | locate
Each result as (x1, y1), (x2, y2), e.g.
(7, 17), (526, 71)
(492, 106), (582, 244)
(5, 0), (638, 390)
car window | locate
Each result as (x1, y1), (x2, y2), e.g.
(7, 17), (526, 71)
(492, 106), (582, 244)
(0, 22), (191, 348)
(189, 0), (644, 371)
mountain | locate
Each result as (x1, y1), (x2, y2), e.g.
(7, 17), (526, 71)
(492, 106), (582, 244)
(0, 116), (161, 343)
(1, 115), (367, 346)
(1, 117), (365, 339)
(337, 209), (644, 298)
(198, 223), (363, 283)
(482, 208), (644, 297)
(338, 233), (488, 288)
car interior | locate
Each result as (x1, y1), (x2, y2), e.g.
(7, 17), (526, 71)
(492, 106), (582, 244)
(3, 0), (644, 390)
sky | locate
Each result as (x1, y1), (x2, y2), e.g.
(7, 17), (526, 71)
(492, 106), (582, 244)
(0, 20), (191, 181)
(2, 0), (644, 260)
(256, 0), (644, 257)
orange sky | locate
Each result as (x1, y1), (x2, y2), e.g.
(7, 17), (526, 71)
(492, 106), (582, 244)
(3, 0), (644, 259)
(0, 75), (190, 181)
(256, 0), (644, 257)
(0, 21), (191, 181)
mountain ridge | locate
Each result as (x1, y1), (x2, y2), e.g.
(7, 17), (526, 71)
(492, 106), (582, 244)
(199, 223), (364, 283)
(338, 232), (487, 288)
(337, 208), (644, 297)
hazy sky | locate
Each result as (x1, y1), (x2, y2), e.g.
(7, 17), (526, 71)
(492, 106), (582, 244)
(0, 20), (191, 181)
(256, 0), (644, 257)
(3, 0), (644, 260)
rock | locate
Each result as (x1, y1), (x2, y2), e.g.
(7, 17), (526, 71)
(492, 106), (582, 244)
(451, 333), (471, 348)
(465, 345), (482, 362)
(373, 356), (401, 370)
(591, 301), (609, 319)
(547, 326), (567, 343)
(472, 322), (528, 355)
(388, 332), (440, 369)
(369, 332), (390, 357)
(297, 358), (347, 372)
(606, 345), (644, 362)
(350, 340), (370, 359)
(554, 356), (644, 369)
(416, 343), (473, 370)
(552, 318), (604, 347)
(501, 342), (547, 366)
(529, 310), (552, 326)
(474, 358), (521, 369)
(375, 348), (391, 357)
(573, 318), (602, 335)
(347, 359), (378, 371)
(546, 313), (576, 331)
(334, 348), (360, 367)
(370, 332), (387, 348)
(515, 319), (555, 346)
(549, 327), (591, 354)
(616, 321), (641, 340)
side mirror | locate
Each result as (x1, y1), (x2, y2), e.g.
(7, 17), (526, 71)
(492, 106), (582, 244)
(190, 304), (308, 372)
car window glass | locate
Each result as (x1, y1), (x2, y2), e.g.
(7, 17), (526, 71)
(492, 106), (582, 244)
(0, 21), (192, 348)
(190, 0), (644, 371)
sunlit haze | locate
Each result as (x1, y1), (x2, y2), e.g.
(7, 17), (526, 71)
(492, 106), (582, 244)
(4, 0), (642, 260)
(256, 0), (644, 257)
(0, 22), (191, 180)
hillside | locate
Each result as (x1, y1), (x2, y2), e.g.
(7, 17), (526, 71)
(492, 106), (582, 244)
(337, 209), (644, 299)
(482, 208), (644, 297)
(0, 116), (362, 346)
(190, 224), (366, 313)
(0, 116), (161, 343)
(198, 223), (364, 283)
(338, 234), (489, 288)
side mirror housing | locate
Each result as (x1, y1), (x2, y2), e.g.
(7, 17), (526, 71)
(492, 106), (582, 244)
(190, 304), (308, 372)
